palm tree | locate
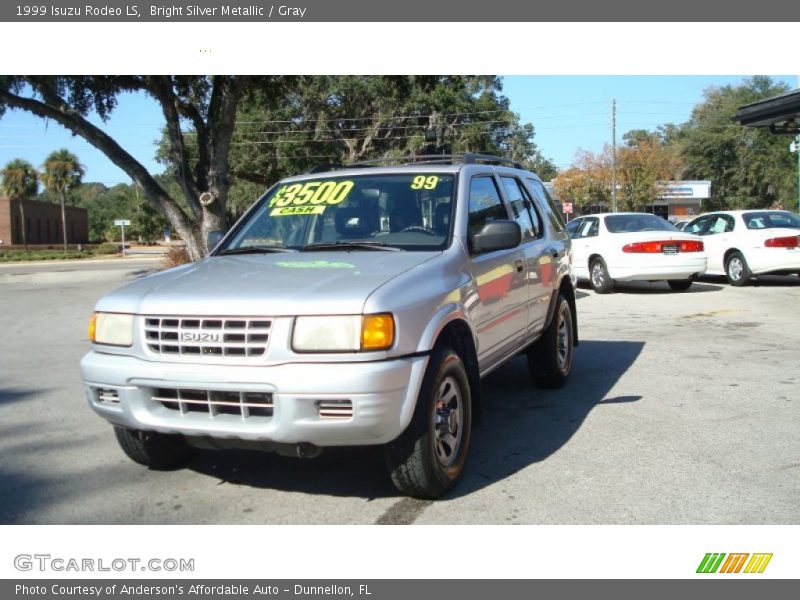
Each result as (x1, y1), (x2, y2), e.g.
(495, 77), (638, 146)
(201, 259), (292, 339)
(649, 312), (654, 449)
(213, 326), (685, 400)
(41, 149), (85, 252)
(1, 159), (38, 250)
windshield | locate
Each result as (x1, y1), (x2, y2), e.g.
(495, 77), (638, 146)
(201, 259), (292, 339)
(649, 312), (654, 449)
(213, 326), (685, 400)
(742, 211), (800, 230)
(604, 214), (677, 233)
(220, 173), (455, 253)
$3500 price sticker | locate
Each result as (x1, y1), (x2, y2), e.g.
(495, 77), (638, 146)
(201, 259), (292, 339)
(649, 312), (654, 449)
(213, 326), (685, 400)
(268, 180), (354, 216)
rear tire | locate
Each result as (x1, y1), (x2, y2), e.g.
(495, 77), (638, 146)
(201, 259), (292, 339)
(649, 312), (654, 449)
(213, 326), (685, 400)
(528, 293), (574, 389)
(385, 346), (472, 499)
(725, 251), (751, 286)
(667, 279), (693, 291)
(590, 258), (614, 294)
(113, 426), (195, 470)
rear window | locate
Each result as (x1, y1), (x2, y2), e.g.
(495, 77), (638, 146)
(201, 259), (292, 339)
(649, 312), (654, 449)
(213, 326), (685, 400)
(742, 211), (800, 229)
(604, 214), (676, 233)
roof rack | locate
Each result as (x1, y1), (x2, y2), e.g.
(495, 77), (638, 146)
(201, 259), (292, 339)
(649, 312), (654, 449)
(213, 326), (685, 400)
(346, 153), (525, 170)
(304, 161), (343, 174)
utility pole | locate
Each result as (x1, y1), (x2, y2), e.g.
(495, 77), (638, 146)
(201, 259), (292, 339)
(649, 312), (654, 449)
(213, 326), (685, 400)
(611, 98), (617, 213)
(794, 133), (800, 213)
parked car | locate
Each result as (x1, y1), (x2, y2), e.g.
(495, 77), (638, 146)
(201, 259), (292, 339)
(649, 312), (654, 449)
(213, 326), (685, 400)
(674, 219), (690, 231)
(683, 210), (800, 285)
(566, 212), (707, 293)
(80, 154), (578, 499)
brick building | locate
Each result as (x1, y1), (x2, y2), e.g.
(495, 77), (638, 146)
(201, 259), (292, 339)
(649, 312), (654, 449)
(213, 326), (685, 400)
(0, 197), (89, 246)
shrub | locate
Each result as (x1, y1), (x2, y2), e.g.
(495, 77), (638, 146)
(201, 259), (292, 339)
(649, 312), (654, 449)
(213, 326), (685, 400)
(93, 243), (119, 255)
(162, 245), (191, 269)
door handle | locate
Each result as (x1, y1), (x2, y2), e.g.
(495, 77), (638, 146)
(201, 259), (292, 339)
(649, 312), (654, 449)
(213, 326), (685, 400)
(547, 246), (560, 258)
(515, 259), (524, 272)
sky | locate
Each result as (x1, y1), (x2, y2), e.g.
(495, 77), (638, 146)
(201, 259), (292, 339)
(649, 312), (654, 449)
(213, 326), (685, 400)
(0, 75), (797, 187)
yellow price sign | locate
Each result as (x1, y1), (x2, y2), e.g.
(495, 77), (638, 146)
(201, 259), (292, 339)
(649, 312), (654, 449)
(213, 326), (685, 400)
(410, 175), (439, 190)
(269, 180), (355, 209)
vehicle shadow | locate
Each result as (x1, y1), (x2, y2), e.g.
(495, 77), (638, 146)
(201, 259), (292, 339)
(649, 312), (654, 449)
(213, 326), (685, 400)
(578, 281), (723, 294)
(0, 386), (40, 406)
(186, 340), (644, 501)
(452, 339), (643, 498)
(126, 269), (159, 280)
(698, 274), (800, 287)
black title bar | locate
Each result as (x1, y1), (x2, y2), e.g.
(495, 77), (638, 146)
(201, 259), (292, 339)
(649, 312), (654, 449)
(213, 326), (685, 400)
(4, 580), (800, 600)
(2, 0), (799, 22)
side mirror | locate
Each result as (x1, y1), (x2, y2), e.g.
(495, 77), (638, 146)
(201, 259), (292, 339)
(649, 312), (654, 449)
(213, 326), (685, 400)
(470, 220), (521, 254)
(207, 230), (225, 250)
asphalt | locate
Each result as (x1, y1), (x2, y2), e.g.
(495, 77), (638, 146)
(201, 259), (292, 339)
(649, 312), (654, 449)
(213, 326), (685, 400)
(0, 259), (798, 524)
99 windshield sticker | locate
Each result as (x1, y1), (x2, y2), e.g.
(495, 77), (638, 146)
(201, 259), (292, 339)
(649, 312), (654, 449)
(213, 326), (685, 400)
(410, 175), (439, 190)
(268, 180), (354, 216)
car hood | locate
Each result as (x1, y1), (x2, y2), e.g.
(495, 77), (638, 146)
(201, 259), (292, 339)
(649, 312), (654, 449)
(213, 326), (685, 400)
(96, 251), (440, 316)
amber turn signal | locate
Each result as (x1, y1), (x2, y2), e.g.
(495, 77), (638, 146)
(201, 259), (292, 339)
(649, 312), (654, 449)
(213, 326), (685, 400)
(88, 313), (97, 342)
(361, 314), (394, 351)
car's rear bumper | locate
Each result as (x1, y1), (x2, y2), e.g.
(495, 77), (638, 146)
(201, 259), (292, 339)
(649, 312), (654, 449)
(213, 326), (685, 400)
(608, 256), (708, 281)
(80, 351), (428, 446)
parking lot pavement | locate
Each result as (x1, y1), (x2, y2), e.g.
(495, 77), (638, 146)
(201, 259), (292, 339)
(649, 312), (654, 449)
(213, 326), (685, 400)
(0, 264), (798, 524)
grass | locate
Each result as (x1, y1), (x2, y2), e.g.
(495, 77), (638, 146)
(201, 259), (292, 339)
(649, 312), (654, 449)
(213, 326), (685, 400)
(0, 244), (120, 262)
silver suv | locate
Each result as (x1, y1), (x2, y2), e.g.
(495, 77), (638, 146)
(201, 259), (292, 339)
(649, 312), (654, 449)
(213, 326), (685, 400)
(81, 154), (577, 498)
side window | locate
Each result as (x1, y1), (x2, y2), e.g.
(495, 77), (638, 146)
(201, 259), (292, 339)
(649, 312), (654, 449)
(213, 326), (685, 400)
(723, 215), (735, 232)
(566, 218), (583, 239)
(579, 217), (599, 238)
(500, 176), (540, 240)
(527, 178), (566, 233)
(684, 216), (708, 235)
(468, 176), (509, 237)
(708, 215), (733, 234)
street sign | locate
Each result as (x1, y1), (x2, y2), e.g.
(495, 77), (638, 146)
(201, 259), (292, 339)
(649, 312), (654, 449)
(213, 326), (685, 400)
(562, 202), (573, 214)
(114, 219), (131, 257)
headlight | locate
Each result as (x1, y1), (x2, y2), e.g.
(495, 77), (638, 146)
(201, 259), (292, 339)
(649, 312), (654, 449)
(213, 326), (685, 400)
(89, 312), (134, 347)
(292, 314), (394, 352)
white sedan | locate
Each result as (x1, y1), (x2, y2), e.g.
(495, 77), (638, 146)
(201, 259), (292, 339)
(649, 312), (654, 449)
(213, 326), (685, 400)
(683, 210), (800, 285)
(566, 212), (707, 293)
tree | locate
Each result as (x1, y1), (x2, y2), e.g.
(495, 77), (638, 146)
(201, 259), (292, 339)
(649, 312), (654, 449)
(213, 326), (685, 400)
(555, 137), (683, 213)
(1, 159), (38, 249)
(40, 149), (85, 251)
(221, 76), (554, 208)
(553, 149), (612, 210)
(1, 76), (553, 257)
(0, 76), (252, 260)
(133, 201), (169, 244)
(679, 76), (796, 209)
(616, 137), (683, 212)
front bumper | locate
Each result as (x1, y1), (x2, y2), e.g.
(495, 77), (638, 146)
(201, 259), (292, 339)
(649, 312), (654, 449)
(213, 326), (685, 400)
(80, 351), (428, 446)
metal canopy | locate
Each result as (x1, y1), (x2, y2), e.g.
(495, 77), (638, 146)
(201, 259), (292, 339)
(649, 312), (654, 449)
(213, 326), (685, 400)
(734, 89), (800, 134)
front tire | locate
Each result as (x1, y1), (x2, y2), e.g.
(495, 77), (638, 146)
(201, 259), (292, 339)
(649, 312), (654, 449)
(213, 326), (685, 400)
(590, 258), (615, 294)
(528, 293), (574, 388)
(667, 279), (693, 291)
(114, 426), (195, 470)
(385, 347), (472, 499)
(725, 251), (751, 286)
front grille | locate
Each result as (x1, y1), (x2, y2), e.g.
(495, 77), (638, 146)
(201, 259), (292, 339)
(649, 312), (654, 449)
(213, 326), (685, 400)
(154, 388), (274, 418)
(144, 317), (271, 358)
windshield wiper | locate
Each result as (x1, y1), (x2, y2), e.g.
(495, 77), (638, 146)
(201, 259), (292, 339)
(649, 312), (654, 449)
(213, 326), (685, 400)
(218, 245), (297, 255)
(302, 241), (403, 252)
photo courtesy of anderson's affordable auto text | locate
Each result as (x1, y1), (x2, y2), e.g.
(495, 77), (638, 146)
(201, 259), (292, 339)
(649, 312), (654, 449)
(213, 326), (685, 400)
(0, 0), (799, 593)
